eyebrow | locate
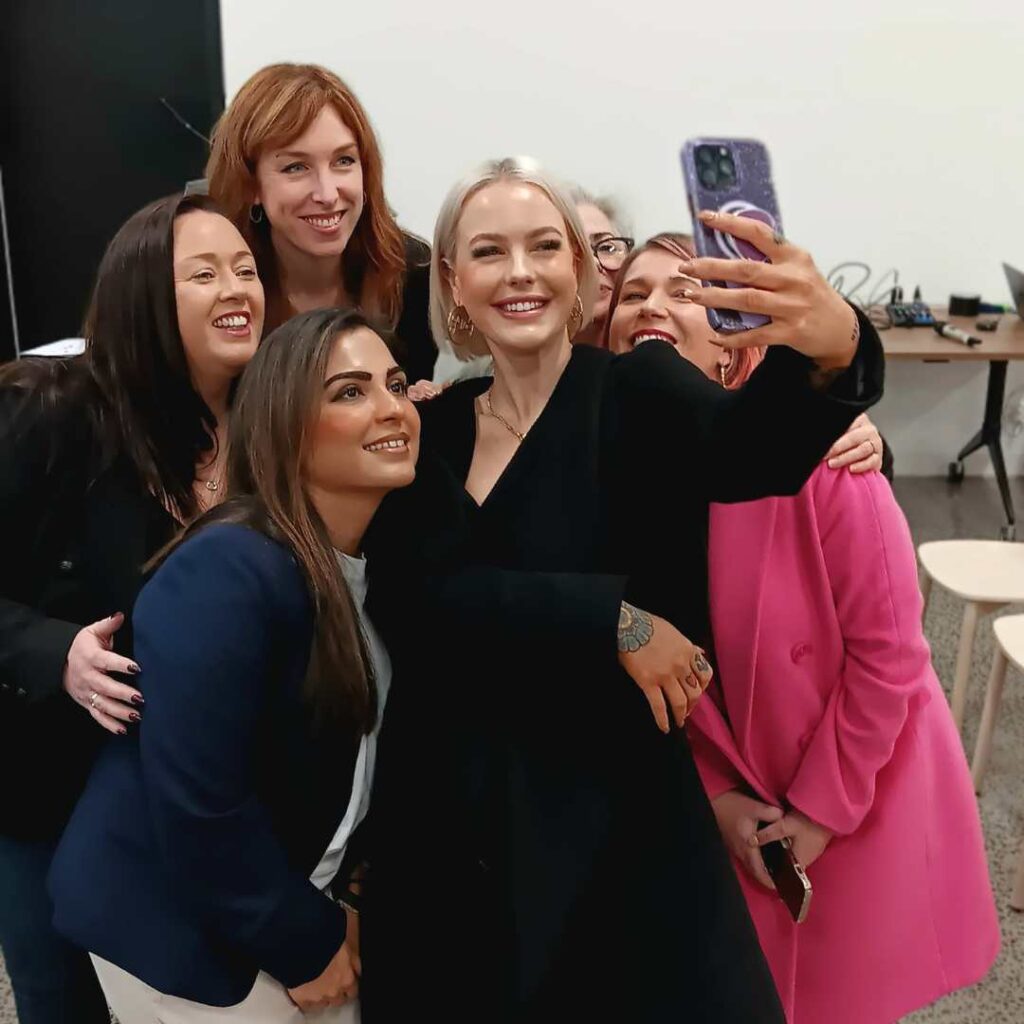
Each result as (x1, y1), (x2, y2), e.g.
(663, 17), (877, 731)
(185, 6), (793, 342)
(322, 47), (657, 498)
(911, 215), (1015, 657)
(179, 250), (254, 263)
(468, 226), (564, 246)
(623, 273), (697, 288)
(589, 231), (614, 243)
(275, 143), (357, 160)
(323, 366), (404, 388)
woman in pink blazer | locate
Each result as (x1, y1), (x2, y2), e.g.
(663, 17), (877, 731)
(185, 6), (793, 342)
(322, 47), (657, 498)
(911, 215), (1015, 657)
(607, 233), (1000, 1023)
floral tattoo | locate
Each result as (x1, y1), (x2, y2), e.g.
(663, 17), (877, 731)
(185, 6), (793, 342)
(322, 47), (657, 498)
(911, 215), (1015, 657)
(618, 602), (654, 653)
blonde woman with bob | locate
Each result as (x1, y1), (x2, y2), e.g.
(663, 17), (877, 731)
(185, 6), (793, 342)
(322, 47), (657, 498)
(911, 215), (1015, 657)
(360, 156), (885, 1023)
(206, 63), (437, 381)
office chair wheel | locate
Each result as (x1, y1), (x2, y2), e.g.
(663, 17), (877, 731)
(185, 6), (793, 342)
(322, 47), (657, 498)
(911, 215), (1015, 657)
(1000, 524), (1016, 542)
(947, 461), (965, 484)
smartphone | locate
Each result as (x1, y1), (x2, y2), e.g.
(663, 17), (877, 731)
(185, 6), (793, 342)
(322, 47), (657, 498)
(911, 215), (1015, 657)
(680, 138), (783, 334)
(759, 833), (813, 924)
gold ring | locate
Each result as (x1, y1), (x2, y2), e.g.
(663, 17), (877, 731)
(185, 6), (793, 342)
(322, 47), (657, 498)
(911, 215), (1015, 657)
(89, 692), (99, 709)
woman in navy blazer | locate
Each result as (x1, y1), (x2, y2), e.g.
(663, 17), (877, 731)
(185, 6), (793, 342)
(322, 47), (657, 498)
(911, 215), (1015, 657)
(49, 308), (421, 1021)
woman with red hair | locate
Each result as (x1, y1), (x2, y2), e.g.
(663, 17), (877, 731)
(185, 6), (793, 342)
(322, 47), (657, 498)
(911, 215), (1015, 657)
(207, 63), (436, 381)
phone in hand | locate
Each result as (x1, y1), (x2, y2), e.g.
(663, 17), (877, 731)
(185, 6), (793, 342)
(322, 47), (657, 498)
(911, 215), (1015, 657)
(758, 831), (813, 924)
(680, 138), (782, 334)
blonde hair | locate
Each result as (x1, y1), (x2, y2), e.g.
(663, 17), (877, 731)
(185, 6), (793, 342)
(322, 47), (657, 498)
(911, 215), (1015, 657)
(429, 156), (599, 361)
(205, 63), (408, 334)
(567, 184), (630, 237)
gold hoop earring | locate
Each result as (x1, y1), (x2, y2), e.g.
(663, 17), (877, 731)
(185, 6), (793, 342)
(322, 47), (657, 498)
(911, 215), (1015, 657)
(718, 362), (728, 387)
(447, 305), (477, 347)
(567, 295), (584, 340)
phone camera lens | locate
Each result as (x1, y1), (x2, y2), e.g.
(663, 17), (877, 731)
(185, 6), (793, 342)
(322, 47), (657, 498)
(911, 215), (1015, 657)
(695, 145), (735, 191)
(699, 166), (719, 189)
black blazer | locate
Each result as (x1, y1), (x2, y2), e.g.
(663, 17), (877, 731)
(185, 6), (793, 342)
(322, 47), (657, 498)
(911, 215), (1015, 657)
(0, 372), (176, 840)
(395, 235), (436, 383)
(361, 313), (885, 1023)
(50, 525), (358, 1006)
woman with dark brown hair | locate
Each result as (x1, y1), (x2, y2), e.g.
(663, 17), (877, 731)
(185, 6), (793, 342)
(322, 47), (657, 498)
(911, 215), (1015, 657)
(206, 62), (437, 381)
(0, 192), (263, 1024)
(50, 309), (420, 1021)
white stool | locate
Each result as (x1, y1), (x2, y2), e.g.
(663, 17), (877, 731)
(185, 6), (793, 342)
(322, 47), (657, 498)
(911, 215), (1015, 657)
(969, 614), (1024, 910)
(918, 540), (1024, 730)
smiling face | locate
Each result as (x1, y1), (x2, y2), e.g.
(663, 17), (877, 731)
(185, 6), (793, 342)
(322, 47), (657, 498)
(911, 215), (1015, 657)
(304, 326), (420, 501)
(607, 247), (724, 379)
(172, 209), (265, 384)
(446, 180), (580, 357)
(253, 105), (365, 262)
(576, 201), (618, 325)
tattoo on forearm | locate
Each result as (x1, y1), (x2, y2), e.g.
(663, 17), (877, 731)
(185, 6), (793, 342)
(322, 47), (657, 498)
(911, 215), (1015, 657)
(618, 602), (654, 653)
(810, 309), (861, 390)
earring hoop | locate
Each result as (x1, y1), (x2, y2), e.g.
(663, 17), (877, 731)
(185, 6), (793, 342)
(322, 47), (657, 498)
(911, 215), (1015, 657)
(567, 294), (584, 340)
(718, 351), (735, 388)
(447, 305), (477, 348)
(249, 203), (264, 224)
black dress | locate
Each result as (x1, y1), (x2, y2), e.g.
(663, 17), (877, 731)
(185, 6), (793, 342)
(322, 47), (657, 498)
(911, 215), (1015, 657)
(361, 317), (884, 1023)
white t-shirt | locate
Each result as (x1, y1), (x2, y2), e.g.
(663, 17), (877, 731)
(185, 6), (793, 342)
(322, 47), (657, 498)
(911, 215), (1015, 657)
(309, 552), (391, 891)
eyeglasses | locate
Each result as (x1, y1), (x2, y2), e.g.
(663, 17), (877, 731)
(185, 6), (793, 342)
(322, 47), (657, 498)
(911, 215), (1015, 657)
(591, 236), (635, 272)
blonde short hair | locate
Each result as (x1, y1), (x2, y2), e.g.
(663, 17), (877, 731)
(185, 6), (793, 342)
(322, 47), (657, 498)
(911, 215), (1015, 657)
(429, 156), (599, 361)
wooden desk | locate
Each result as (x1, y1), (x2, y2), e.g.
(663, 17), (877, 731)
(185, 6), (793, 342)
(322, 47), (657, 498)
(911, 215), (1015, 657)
(881, 311), (1024, 538)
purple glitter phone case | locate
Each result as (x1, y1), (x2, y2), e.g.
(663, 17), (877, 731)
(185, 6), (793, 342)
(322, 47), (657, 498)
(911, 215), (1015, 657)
(681, 138), (782, 333)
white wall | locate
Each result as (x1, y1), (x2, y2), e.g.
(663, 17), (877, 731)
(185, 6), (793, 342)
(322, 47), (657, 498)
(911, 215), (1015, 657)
(220, 0), (1024, 475)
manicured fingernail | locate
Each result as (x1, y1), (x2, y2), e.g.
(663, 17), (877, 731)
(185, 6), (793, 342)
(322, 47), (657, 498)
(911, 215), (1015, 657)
(130, 694), (145, 706)
(118, 727), (127, 736)
(828, 458), (838, 467)
(748, 835), (760, 847)
(699, 209), (716, 221)
(128, 663), (141, 675)
(683, 289), (696, 299)
(129, 711), (141, 722)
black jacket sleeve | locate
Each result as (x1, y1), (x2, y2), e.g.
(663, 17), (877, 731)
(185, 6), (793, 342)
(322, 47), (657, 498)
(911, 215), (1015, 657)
(0, 384), (85, 704)
(611, 305), (885, 503)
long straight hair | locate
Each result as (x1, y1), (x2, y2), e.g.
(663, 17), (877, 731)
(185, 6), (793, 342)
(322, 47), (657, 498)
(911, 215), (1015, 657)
(0, 193), (230, 522)
(192, 308), (385, 733)
(604, 232), (765, 386)
(206, 63), (409, 335)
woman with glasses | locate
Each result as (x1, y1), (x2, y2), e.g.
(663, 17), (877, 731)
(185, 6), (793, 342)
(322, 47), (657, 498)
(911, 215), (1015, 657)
(567, 187), (634, 346)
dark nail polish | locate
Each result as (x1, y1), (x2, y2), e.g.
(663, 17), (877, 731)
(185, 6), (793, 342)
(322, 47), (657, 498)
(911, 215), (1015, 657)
(129, 711), (141, 722)
(128, 663), (141, 675)
(118, 727), (127, 736)
(130, 694), (145, 706)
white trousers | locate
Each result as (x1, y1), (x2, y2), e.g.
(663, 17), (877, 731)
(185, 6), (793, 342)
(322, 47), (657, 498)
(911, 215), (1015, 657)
(91, 954), (360, 1024)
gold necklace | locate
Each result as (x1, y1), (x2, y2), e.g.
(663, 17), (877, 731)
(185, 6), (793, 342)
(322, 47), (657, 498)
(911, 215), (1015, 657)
(484, 390), (525, 442)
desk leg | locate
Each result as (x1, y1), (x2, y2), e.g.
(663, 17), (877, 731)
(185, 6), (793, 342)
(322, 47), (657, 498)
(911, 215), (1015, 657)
(954, 360), (1014, 538)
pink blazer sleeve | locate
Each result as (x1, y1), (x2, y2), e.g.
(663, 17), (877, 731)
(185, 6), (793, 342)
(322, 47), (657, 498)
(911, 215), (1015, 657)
(688, 705), (749, 801)
(786, 468), (934, 836)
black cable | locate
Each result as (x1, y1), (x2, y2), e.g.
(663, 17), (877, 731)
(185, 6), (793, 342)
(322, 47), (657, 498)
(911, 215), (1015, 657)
(159, 98), (211, 146)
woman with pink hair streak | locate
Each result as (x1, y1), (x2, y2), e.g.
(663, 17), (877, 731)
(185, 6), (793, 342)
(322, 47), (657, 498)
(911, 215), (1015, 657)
(606, 232), (1000, 1024)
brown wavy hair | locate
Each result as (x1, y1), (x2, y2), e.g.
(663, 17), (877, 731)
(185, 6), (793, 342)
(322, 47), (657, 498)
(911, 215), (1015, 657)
(206, 63), (408, 334)
(604, 232), (764, 387)
(189, 308), (390, 733)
